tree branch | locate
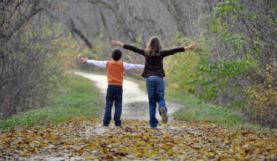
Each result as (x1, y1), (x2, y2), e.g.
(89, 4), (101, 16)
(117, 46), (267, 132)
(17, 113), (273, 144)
(88, 0), (137, 42)
(6, 7), (43, 41)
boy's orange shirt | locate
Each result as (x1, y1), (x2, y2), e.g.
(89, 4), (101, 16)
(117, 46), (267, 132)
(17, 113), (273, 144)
(106, 60), (124, 86)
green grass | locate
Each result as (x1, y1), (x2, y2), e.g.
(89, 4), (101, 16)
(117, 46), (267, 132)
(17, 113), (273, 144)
(166, 93), (277, 133)
(0, 74), (102, 130)
(165, 93), (244, 125)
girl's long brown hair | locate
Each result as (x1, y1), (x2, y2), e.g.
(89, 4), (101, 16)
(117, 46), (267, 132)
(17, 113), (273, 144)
(144, 36), (162, 57)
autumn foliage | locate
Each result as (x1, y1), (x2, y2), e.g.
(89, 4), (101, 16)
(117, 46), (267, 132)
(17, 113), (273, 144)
(0, 118), (277, 160)
(244, 64), (277, 127)
(165, 0), (277, 127)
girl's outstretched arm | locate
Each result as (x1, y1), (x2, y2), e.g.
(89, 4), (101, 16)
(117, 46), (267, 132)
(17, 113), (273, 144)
(111, 39), (145, 56)
(162, 44), (198, 57)
(185, 44), (198, 51)
(111, 39), (124, 47)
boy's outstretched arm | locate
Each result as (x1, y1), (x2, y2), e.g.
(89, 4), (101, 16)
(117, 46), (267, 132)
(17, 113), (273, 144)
(80, 57), (107, 68)
(81, 57), (88, 63)
(123, 62), (144, 70)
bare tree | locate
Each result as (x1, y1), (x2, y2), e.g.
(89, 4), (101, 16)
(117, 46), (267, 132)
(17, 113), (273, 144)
(0, 0), (71, 118)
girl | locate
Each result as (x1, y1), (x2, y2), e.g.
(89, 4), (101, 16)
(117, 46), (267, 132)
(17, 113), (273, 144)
(112, 36), (197, 128)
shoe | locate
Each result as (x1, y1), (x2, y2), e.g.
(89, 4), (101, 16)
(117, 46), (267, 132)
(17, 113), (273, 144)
(160, 107), (168, 123)
(151, 127), (160, 130)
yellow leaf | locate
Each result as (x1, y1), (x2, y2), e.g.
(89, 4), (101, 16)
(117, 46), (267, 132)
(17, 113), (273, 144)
(145, 135), (153, 139)
(160, 157), (167, 160)
(103, 148), (108, 153)
(161, 144), (170, 149)
(148, 151), (156, 155)
(21, 152), (29, 156)
(85, 157), (94, 160)
(164, 134), (170, 138)
(1, 145), (8, 149)
(167, 151), (174, 156)
(12, 149), (18, 154)
(36, 135), (42, 139)
(207, 152), (214, 157)
(133, 147), (140, 153)
(266, 145), (274, 150)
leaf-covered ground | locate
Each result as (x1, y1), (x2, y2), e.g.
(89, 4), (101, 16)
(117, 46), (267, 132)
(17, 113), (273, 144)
(1, 117), (277, 161)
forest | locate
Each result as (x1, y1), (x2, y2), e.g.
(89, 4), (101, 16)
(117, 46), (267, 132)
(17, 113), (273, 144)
(1, 0), (276, 127)
(0, 0), (277, 160)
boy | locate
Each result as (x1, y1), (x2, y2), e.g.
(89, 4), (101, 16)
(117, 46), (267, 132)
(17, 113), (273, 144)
(81, 49), (144, 127)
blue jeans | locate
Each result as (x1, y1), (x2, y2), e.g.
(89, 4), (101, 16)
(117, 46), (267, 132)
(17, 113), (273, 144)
(146, 76), (167, 128)
(103, 85), (123, 126)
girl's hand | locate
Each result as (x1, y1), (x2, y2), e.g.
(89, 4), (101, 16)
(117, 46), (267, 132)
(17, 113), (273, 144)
(111, 39), (124, 47)
(80, 57), (88, 63)
(185, 44), (198, 50)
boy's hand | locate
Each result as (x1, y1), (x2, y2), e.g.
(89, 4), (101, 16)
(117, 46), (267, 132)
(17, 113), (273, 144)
(185, 44), (198, 50)
(111, 39), (124, 47)
(80, 57), (88, 63)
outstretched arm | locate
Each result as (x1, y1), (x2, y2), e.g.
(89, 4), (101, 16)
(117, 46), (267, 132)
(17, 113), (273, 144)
(185, 44), (198, 51)
(111, 39), (124, 47)
(80, 57), (107, 68)
(162, 44), (198, 57)
(123, 62), (144, 70)
(80, 56), (88, 63)
(112, 39), (145, 56)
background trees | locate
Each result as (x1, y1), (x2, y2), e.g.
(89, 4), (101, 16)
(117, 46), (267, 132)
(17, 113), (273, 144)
(0, 0), (78, 119)
(165, 0), (277, 127)
(1, 0), (276, 127)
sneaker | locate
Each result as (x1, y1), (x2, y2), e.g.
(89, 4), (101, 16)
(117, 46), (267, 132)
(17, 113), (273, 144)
(160, 107), (168, 123)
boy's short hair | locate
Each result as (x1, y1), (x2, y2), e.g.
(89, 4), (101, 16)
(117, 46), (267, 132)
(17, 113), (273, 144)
(112, 49), (122, 61)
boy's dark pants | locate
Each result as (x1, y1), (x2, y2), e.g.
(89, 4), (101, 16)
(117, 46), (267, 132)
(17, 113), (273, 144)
(103, 85), (123, 126)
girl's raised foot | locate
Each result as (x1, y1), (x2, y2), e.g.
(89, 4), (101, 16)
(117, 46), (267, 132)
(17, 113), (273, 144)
(160, 107), (168, 123)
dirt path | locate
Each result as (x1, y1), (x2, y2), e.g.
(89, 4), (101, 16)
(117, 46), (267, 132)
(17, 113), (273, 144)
(4, 72), (277, 161)
(12, 72), (185, 161)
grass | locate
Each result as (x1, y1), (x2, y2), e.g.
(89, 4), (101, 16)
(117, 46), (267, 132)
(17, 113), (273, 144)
(0, 74), (102, 130)
(166, 93), (277, 134)
(166, 93), (246, 126)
